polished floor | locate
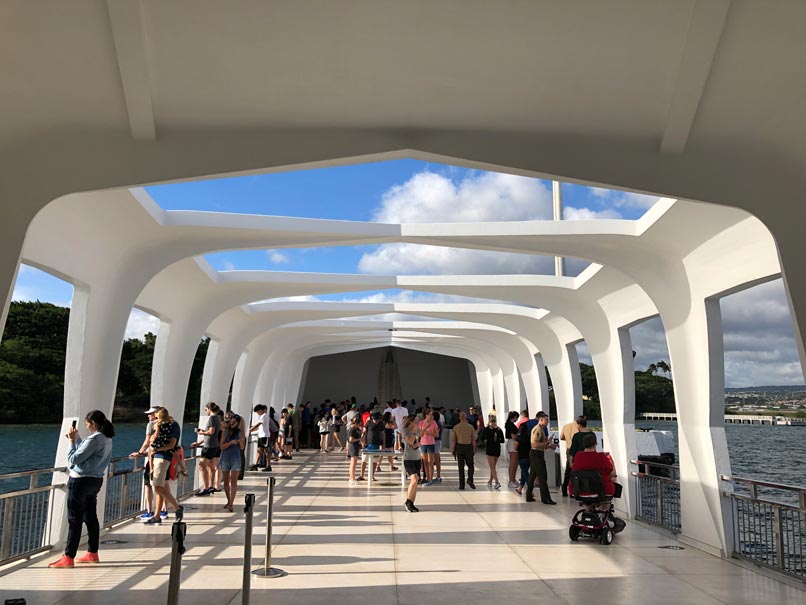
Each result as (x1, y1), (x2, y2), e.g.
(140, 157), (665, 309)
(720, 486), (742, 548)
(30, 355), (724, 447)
(1, 450), (804, 604)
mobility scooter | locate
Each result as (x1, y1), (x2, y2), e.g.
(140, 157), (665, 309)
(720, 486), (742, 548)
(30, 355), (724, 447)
(568, 469), (626, 545)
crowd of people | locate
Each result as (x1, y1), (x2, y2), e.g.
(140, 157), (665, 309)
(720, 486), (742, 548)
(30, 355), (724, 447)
(47, 395), (618, 568)
(235, 397), (621, 516)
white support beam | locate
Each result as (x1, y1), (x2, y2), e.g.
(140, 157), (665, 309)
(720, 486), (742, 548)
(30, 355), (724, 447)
(107, 0), (157, 141)
(660, 0), (732, 155)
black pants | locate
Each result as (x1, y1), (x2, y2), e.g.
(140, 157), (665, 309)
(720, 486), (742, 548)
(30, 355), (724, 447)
(561, 449), (572, 494)
(65, 476), (103, 558)
(456, 443), (475, 488)
(526, 449), (551, 502)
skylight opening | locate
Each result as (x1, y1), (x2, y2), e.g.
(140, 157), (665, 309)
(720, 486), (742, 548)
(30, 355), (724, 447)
(204, 246), (591, 278)
(145, 159), (660, 223)
(247, 289), (517, 307)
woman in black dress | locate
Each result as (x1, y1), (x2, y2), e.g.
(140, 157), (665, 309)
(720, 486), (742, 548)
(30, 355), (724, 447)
(483, 415), (505, 489)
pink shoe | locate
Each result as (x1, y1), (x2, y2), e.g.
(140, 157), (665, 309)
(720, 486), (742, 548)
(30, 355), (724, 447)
(48, 555), (75, 568)
(76, 552), (99, 564)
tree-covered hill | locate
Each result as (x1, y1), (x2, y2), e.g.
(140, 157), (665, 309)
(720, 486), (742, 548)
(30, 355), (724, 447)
(0, 301), (676, 423)
(0, 301), (207, 423)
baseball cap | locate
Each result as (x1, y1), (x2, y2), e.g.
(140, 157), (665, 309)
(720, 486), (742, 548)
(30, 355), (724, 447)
(145, 406), (160, 414)
(351, 403), (357, 408)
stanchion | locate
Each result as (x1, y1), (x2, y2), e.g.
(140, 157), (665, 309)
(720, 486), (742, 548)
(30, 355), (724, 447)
(242, 493), (256, 604)
(166, 520), (187, 605)
(251, 476), (286, 578)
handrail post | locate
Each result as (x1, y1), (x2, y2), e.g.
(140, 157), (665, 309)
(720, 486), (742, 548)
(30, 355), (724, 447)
(251, 477), (285, 578)
(166, 521), (187, 605)
(120, 474), (129, 519)
(773, 507), (784, 571)
(242, 493), (255, 604)
(656, 478), (663, 527)
(1, 500), (14, 560)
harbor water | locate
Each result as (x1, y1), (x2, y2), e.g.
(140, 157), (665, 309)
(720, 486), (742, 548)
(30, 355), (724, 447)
(0, 420), (802, 493)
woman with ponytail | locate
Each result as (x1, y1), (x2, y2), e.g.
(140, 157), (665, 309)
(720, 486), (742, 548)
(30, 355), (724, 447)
(49, 410), (115, 568)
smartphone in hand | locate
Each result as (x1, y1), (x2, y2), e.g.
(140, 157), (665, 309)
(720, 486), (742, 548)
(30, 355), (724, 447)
(72, 419), (77, 429)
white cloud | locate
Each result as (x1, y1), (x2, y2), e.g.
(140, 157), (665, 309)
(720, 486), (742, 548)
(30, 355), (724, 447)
(266, 250), (290, 264)
(328, 291), (492, 305)
(564, 207), (623, 221)
(254, 294), (319, 304)
(361, 171), (596, 276)
(359, 243), (554, 275)
(373, 171), (552, 223)
(253, 290), (498, 307)
(587, 187), (661, 210)
(124, 308), (161, 341)
(720, 279), (804, 386)
(620, 280), (805, 388)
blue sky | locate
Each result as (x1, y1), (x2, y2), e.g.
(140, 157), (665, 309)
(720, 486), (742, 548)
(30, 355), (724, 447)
(9, 159), (803, 386)
(147, 160), (652, 275)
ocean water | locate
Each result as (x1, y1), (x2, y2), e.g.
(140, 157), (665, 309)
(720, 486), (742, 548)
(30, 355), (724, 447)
(0, 423), (198, 493)
(0, 420), (803, 495)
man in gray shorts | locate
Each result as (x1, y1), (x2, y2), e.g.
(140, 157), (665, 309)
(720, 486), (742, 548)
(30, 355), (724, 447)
(194, 402), (222, 496)
(400, 415), (421, 513)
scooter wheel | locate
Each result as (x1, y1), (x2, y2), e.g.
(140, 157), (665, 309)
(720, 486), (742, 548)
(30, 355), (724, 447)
(569, 526), (581, 542)
(599, 528), (613, 545)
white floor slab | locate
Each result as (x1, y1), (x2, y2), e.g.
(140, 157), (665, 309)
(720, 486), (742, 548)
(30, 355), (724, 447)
(0, 450), (803, 604)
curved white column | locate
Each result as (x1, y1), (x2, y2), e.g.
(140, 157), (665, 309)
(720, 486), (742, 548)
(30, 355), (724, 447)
(245, 326), (506, 418)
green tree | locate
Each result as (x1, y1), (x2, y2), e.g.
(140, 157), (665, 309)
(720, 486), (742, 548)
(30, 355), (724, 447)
(0, 302), (69, 422)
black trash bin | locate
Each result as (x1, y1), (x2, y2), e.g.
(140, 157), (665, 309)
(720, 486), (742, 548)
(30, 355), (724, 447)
(637, 453), (675, 478)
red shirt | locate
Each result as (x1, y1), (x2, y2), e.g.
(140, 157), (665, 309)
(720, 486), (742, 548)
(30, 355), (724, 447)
(361, 412), (370, 427)
(571, 451), (615, 496)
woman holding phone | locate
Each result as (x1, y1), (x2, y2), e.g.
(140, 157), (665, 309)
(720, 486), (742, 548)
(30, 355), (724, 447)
(49, 410), (115, 568)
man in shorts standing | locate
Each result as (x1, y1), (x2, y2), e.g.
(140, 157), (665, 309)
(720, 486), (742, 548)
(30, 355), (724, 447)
(145, 408), (184, 524)
(390, 401), (408, 451)
(358, 412), (384, 481)
(130, 406), (160, 519)
(249, 404), (272, 472)
(400, 415), (421, 512)
(194, 402), (222, 495)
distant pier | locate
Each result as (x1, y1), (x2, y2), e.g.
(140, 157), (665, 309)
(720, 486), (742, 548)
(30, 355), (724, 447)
(640, 412), (806, 425)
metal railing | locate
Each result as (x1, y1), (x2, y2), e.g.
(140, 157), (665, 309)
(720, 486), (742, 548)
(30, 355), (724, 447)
(721, 475), (806, 580)
(104, 448), (200, 527)
(0, 467), (66, 564)
(0, 448), (199, 565)
(630, 458), (681, 533)
(103, 456), (147, 527)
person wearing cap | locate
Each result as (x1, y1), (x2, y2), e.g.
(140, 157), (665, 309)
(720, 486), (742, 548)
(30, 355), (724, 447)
(129, 406), (164, 520)
(341, 402), (359, 426)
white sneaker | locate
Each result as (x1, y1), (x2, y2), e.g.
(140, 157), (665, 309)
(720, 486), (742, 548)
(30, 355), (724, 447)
(349, 479), (356, 485)
(508, 481), (519, 488)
